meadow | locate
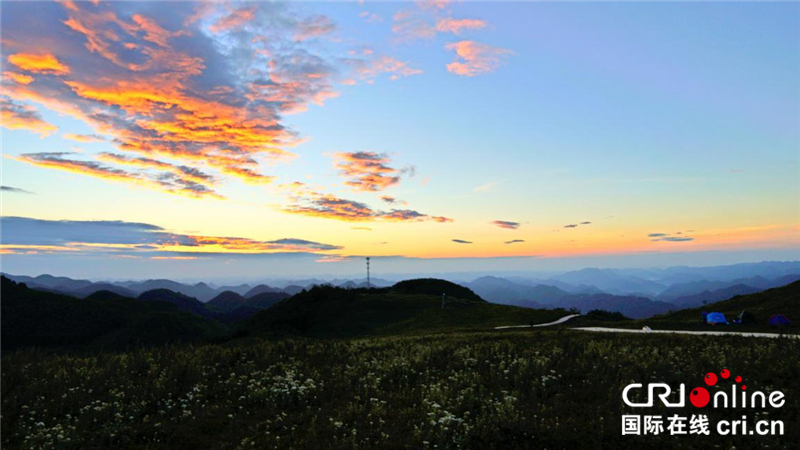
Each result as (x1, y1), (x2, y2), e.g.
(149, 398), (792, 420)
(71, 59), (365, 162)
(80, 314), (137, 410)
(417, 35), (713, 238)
(3, 330), (799, 449)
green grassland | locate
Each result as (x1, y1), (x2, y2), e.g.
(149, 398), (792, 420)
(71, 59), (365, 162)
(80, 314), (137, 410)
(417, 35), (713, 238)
(3, 331), (799, 449)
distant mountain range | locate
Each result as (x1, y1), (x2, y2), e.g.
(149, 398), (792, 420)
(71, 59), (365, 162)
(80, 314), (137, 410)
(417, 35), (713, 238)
(3, 261), (799, 321)
(1, 274), (388, 302)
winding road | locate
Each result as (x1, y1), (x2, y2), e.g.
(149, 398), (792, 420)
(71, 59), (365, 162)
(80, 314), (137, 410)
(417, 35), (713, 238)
(495, 314), (799, 339)
(494, 314), (581, 330)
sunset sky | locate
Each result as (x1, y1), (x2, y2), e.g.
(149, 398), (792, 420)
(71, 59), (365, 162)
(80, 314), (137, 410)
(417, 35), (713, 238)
(1, 1), (798, 280)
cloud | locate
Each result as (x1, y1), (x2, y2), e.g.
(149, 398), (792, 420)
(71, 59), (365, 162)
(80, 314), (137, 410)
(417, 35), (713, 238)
(333, 151), (411, 192)
(294, 15), (336, 41)
(0, 216), (343, 256)
(473, 181), (500, 192)
(15, 152), (221, 199)
(97, 152), (217, 185)
(346, 56), (422, 84)
(649, 231), (695, 242)
(359, 11), (383, 23)
(1, 2), (421, 195)
(3, 71), (34, 85)
(1, 186), (35, 194)
(283, 188), (451, 223)
(652, 236), (695, 242)
(392, 5), (486, 43)
(504, 239), (525, 244)
(435, 18), (486, 34)
(7, 53), (70, 75)
(445, 40), (512, 77)
(415, 0), (453, 10)
(62, 133), (106, 143)
(0, 96), (57, 137)
(491, 220), (520, 230)
(564, 221), (591, 229)
(452, 239), (472, 244)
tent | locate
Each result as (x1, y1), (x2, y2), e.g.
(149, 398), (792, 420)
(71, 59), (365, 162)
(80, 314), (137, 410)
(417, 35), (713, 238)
(706, 312), (729, 325)
(733, 310), (757, 325)
(767, 314), (792, 326)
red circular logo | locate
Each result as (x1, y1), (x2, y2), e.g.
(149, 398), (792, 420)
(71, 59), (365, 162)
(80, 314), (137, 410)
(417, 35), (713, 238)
(690, 387), (710, 407)
(721, 369), (730, 379)
(704, 373), (718, 386)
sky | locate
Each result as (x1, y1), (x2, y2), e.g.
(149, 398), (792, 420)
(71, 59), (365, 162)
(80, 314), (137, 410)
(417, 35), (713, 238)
(1, 1), (798, 281)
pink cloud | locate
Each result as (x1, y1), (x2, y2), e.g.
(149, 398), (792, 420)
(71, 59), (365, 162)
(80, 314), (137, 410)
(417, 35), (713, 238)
(445, 40), (512, 76)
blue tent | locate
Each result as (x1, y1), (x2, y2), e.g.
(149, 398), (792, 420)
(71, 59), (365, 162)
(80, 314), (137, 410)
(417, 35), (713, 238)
(706, 312), (729, 325)
(767, 314), (792, 326)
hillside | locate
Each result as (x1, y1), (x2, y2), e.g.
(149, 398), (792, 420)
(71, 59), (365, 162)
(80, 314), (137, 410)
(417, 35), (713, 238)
(0, 277), (227, 351)
(245, 280), (566, 338)
(568, 280), (799, 332)
(648, 280), (799, 326)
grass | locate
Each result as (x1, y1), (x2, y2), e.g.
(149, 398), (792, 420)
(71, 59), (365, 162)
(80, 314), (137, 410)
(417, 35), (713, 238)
(3, 330), (799, 449)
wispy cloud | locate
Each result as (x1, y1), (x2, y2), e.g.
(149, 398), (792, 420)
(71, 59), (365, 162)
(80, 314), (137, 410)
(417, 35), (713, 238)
(62, 133), (105, 143)
(504, 239), (525, 244)
(16, 152), (221, 199)
(452, 239), (472, 244)
(0, 216), (343, 256)
(649, 231), (695, 242)
(333, 151), (408, 192)
(564, 221), (591, 229)
(445, 40), (512, 77)
(491, 220), (520, 230)
(1, 186), (35, 194)
(0, 96), (57, 137)
(284, 190), (451, 223)
(294, 15), (336, 42)
(436, 18), (487, 35)
(392, 4), (486, 43)
(473, 181), (501, 192)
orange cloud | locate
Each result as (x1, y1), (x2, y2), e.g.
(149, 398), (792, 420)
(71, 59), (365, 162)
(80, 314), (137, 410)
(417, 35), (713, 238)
(3, 71), (34, 85)
(16, 152), (222, 199)
(97, 152), (217, 185)
(62, 133), (106, 143)
(0, 97), (57, 137)
(284, 191), (452, 223)
(333, 152), (403, 192)
(445, 40), (512, 77)
(7, 53), (70, 75)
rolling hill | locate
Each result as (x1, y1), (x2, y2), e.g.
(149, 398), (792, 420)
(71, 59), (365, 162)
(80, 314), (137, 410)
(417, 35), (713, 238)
(0, 277), (227, 351)
(245, 280), (567, 338)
